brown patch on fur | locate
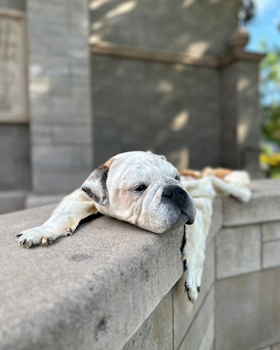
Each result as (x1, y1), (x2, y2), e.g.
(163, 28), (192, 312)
(180, 167), (233, 180)
(201, 167), (232, 179)
(104, 157), (115, 167)
(180, 169), (202, 179)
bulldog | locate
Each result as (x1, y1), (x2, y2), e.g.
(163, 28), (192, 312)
(17, 151), (199, 300)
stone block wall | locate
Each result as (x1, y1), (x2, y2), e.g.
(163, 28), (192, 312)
(27, 0), (94, 195)
(92, 55), (221, 169)
(89, 0), (240, 56)
(89, 0), (264, 171)
(1, 179), (279, 350)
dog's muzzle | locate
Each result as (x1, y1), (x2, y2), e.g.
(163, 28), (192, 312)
(162, 186), (196, 225)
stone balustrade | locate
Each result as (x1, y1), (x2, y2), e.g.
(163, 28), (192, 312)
(0, 179), (280, 350)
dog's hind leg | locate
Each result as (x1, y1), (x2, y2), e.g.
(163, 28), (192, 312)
(17, 189), (98, 248)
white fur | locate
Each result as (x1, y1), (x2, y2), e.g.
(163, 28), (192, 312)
(181, 172), (251, 301)
(18, 152), (251, 304)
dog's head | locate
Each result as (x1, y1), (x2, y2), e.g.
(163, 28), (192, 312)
(82, 151), (196, 234)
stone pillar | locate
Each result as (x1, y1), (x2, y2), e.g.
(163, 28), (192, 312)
(27, 0), (94, 195)
(220, 28), (265, 176)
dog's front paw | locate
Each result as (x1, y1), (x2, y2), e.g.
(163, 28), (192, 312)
(17, 226), (72, 248)
(184, 264), (203, 302)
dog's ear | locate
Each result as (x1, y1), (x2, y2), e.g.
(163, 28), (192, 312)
(81, 165), (110, 206)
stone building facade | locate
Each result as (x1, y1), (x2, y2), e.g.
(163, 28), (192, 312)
(0, 0), (264, 214)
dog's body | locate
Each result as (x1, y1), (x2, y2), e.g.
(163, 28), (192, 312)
(17, 151), (251, 302)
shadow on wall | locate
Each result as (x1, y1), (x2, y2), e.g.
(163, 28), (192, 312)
(88, 0), (241, 170)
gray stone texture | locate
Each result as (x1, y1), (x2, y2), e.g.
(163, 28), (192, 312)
(221, 60), (261, 171)
(262, 221), (280, 241)
(222, 180), (280, 227)
(92, 55), (220, 170)
(262, 241), (280, 269)
(0, 191), (27, 215)
(27, 0), (94, 194)
(0, 0), (25, 10)
(178, 287), (214, 350)
(216, 224), (261, 279)
(25, 194), (64, 209)
(122, 291), (173, 350)
(174, 238), (215, 349)
(273, 344), (280, 350)
(0, 125), (31, 191)
(197, 316), (214, 350)
(215, 268), (280, 350)
(0, 206), (184, 350)
(90, 0), (240, 56)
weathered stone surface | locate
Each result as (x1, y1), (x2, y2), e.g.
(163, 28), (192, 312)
(25, 194), (64, 209)
(0, 191), (27, 215)
(90, 0), (239, 56)
(178, 287), (214, 350)
(92, 55), (220, 170)
(122, 291), (172, 350)
(27, 0), (94, 194)
(220, 60), (261, 173)
(32, 169), (92, 194)
(216, 225), (261, 279)
(262, 221), (280, 241)
(174, 239), (215, 349)
(263, 241), (280, 269)
(0, 125), (31, 191)
(222, 180), (280, 227)
(53, 126), (93, 145)
(197, 316), (215, 350)
(273, 344), (280, 350)
(0, 0), (25, 11)
(0, 206), (184, 350)
(215, 268), (280, 350)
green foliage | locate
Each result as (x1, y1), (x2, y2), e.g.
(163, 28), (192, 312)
(259, 41), (280, 147)
(261, 104), (280, 146)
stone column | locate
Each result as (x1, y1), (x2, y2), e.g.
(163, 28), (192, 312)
(27, 0), (94, 197)
(220, 28), (265, 176)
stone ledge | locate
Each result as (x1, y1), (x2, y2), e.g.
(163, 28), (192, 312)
(0, 205), (184, 350)
(222, 179), (280, 227)
(0, 179), (278, 350)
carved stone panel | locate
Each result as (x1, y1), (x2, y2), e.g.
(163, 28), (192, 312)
(0, 10), (28, 123)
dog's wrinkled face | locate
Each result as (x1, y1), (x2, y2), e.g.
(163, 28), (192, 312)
(82, 151), (196, 234)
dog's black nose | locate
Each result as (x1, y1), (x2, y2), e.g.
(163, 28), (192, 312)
(162, 186), (196, 225)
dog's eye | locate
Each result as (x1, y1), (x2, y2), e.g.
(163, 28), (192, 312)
(175, 175), (180, 180)
(135, 184), (147, 192)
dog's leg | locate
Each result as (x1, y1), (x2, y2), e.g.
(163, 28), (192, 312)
(181, 196), (213, 302)
(17, 189), (98, 248)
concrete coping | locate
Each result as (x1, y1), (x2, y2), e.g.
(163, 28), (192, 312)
(90, 40), (265, 69)
(0, 205), (185, 350)
(0, 179), (279, 350)
(222, 179), (280, 227)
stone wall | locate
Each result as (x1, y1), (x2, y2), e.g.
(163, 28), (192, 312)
(0, 0), (25, 11)
(0, 179), (279, 350)
(27, 0), (94, 194)
(92, 56), (221, 168)
(0, 0), (31, 193)
(89, 0), (241, 56)
(89, 0), (263, 171)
